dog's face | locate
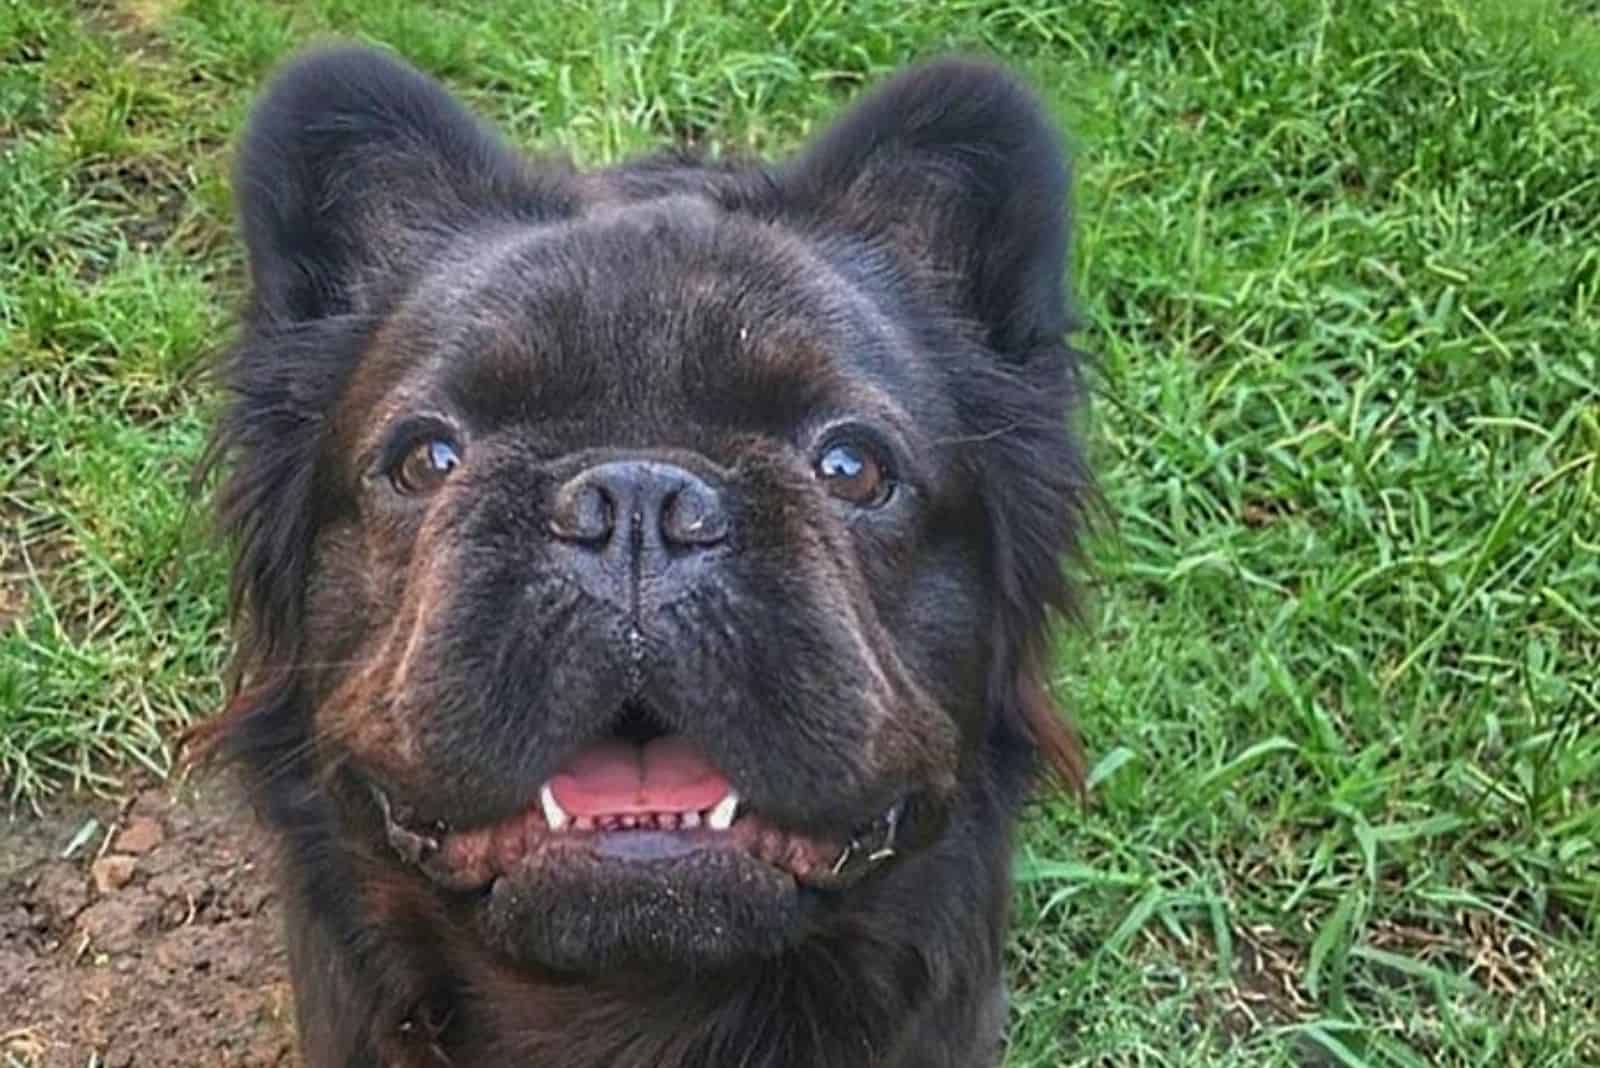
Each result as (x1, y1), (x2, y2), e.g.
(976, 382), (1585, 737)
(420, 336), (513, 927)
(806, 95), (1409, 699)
(215, 47), (1086, 984)
(314, 198), (982, 971)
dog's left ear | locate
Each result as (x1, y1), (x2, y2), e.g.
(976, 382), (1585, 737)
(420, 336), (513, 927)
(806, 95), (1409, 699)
(780, 57), (1073, 357)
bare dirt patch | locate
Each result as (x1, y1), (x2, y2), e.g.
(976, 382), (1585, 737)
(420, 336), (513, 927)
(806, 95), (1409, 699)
(1, 780), (295, 1067)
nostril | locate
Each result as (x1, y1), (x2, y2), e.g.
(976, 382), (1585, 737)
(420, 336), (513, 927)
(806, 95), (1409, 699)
(663, 480), (728, 548)
(549, 481), (614, 545)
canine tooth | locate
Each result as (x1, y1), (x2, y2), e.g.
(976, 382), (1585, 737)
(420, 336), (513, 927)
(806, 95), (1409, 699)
(707, 792), (740, 831)
(539, 784), (570, 832)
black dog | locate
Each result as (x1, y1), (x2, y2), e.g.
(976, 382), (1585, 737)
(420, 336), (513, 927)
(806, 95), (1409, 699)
(203, 43), (1090, 1067)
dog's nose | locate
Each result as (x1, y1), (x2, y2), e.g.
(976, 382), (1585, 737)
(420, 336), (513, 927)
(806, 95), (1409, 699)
(548, 461), (728, 608)
(550, 461), (728, 550)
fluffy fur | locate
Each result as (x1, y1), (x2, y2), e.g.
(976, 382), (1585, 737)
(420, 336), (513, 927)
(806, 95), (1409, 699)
(200, 44), (1091, 1068)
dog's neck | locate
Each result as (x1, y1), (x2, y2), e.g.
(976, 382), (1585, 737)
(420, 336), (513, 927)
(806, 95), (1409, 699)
(433, 924), (1010, 1068)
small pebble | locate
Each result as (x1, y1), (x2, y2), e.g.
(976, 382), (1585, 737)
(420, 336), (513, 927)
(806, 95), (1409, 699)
(92, 855), (138, 894)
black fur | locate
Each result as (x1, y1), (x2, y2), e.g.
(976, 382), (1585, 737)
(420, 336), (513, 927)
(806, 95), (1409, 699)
(206, 43), (1090, 1068)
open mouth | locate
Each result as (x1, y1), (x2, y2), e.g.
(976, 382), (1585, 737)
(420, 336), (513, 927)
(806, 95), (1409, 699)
(373, 712), (907, 893)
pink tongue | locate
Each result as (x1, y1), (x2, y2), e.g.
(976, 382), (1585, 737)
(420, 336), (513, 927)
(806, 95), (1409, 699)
(548, 737), (732, 817)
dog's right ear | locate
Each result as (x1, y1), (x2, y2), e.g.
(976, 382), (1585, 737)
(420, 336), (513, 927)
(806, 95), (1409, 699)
(235, 45), (568, 325)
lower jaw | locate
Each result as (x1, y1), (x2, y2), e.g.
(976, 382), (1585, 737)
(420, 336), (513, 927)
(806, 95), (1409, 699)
(357, 797), (925, 974)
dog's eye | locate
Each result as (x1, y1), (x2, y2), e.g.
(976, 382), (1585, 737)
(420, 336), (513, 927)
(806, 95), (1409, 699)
(815, 439), (891, 507)
(392, 438), (461, 495)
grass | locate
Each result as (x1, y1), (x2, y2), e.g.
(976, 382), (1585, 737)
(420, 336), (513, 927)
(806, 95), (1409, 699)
(2, 0), (1597, 1063)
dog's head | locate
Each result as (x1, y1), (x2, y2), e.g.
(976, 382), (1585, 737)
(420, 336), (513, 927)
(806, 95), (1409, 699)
(208, 46), (1087, 979)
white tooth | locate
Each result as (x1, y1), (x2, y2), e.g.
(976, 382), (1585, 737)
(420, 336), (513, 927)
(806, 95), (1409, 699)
(707, 792), (740, 831)
(680, 811), (701, 829)
(539, 784), (570, 831)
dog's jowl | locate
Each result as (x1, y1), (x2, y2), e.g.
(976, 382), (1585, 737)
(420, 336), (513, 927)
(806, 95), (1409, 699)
(205, 43), (1091, 1068)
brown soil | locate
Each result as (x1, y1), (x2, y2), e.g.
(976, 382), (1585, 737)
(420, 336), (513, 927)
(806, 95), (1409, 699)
(1, 780), (296, 1067)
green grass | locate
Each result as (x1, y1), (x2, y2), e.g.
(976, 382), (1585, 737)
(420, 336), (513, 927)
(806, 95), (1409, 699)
(3, 0), (1597, 1063)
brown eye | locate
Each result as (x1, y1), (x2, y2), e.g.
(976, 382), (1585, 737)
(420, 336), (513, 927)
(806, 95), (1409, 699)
(392, 438), (461, 495)
(815, 439), (891, 506)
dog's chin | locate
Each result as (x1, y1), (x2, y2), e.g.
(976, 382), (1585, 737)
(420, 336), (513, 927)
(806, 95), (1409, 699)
(479, 844), (804, 973)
